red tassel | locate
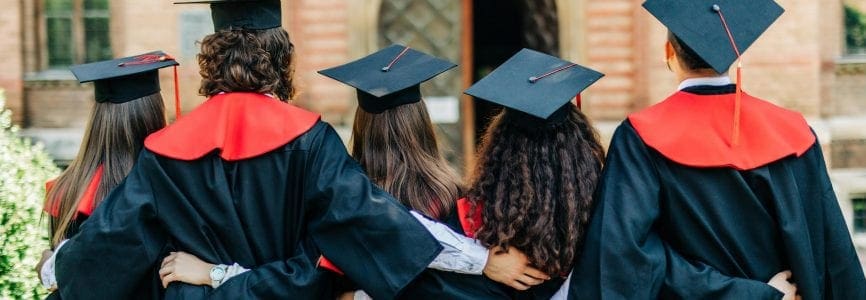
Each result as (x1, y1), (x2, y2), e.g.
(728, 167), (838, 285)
(714, 5), (743, 146)
(173, 65), (181, 121)
(118, 53), (182, 122)
(117, 54), (175, 66)
(576, 94), (582, 110)
(733, 64), (742, 145)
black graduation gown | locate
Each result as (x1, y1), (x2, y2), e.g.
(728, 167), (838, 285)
(400, 203), (564, 300)
(569, 86), (866, 299)
(53, 93), (442, 299)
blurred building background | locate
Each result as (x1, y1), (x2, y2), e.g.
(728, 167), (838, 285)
(1, 0), (866, 270)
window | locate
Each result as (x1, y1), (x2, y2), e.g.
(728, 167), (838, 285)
(845, 4), (866, 56)
(379, 0), (465, 167)
(379, 0), (461, 97)
(853, 196), (866, 233)
(43, 0), (111, 69)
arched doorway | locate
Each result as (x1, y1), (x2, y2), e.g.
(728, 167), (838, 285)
(378, 0), (466, 169)
(373, 0), (562, 173)
(471, 0), (560, 141)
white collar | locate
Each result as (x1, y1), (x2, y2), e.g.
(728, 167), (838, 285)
(677, 75), (732, 91)
(216, 91), (276, 98)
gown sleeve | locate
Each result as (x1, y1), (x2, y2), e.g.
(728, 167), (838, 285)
(199, 238), (332, 299)
(210, 210), (489, 298)
(569, 122), (783, 299)
(812, 148), (866, 298)
(301, 123), (444, 299)
(176, 124), (443, 299)
(54, 151), (169, 299)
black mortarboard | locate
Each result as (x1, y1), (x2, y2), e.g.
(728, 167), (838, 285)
(643, 0), (784, 74)
(174, 0), (281, 31)
(464, 48), (603, 120)
(318, 44), (457, 114)
(70, 51), (179, 103)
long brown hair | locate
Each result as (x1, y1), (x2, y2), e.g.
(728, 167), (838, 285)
(46, 94), (166, 246)
(350, 101), (463, 219)
(198, 27), (296, 101)
(467, 103), (604, 276)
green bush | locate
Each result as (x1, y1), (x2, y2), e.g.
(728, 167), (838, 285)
(0, 90), (58, 299)
(846, 4), (866, 54)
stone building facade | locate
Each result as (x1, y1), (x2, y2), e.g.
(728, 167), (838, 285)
(1, 0), (865, 270)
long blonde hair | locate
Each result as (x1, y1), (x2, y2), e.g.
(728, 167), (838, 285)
(46, 93), (166, 246)
(350, 101), (462, 219)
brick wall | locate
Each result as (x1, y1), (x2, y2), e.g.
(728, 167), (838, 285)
(832, 139), (866, 168)
(287, 0), (353, 126)
(833, 62), (866, 117)
(2, 0), (862, 151)
(24, 80), (92, 128)
(0, 0), (24, 123)
(110, 1), (204, 118)
(583, 0), (638, 121)
(583, 0), (830, 121)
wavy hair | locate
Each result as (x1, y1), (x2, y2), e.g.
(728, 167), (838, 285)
(351, 101), (463, 219)
(467, 103), (604, 276)
(46, 93), (166, 246)
(198, 27), (296, 101)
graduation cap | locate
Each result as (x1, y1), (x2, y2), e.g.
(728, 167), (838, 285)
(643, 0), (784, 146)
(464, 48), (603, 121)
(643, 0), (784, 74)
(318, 44), (457, 114)
(174, 0), (281, 31)
(70, 51), (179, 104)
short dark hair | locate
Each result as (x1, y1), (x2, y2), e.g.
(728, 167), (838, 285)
(668, 30), (713, 71)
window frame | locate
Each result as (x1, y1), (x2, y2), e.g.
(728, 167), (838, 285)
(37, 0), (111, 71)
(852, 194), (866, 234)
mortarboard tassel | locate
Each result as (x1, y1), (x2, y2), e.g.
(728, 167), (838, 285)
(381, 46), (412, 72)
(528, 63), (578, 83)
(119, 54), (182, 121)
(527, 62), (582, 110)
(713, 4), (743, 147)
(173, 65), (181, 121)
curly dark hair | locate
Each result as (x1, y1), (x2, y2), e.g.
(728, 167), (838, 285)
(467, 103), (605, 276)
(198, 27), (296, 101)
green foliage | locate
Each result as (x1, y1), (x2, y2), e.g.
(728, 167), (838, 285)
(846, 5), (866, 54)
(0, 90), (59, 299)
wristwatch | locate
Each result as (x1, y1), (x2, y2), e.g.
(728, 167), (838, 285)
(209, 264), (228, 288)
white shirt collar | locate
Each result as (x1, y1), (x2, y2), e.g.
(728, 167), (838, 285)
(216, 91), (276, 98)
(677, 75), (732, 91)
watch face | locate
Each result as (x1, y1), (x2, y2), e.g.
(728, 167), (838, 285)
(210, 266), (226, 281)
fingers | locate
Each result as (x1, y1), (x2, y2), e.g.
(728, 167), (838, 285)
(36, 249), (53, 273)
(161, 273), (176, 288)
(161, 252), (178, 268)
(774, 270), (792, 280)
(158, 265), (174, 278)
(516, 274), (544, 286)
(522, 266), (551, 280)
(507, 279), (530, 291)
